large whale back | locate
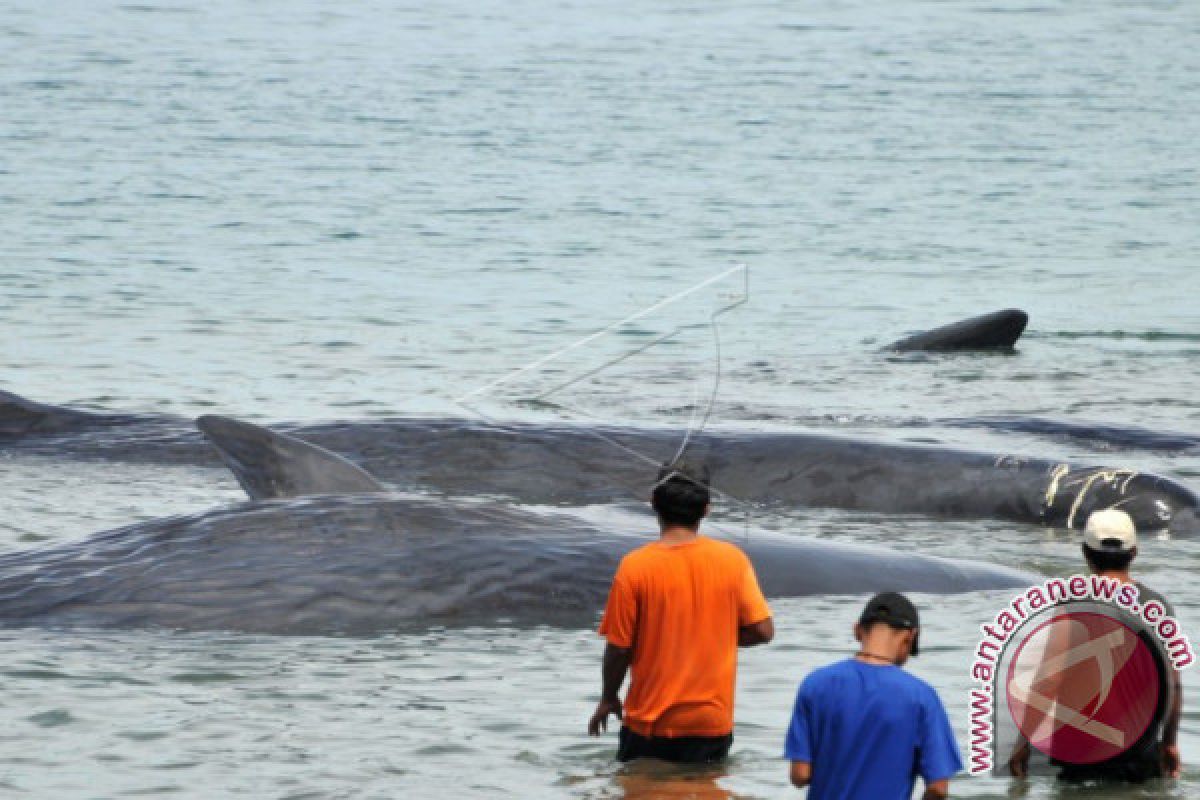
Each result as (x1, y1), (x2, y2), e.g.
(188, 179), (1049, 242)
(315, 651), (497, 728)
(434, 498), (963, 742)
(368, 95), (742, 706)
(0, 415), (1040, 634)
(0, 495), (1034, 635)
(742, 531), (1032, 595)
(190, 416), (1200, 536)
(3, 392), (1195, 534)
(0, 496), (620, 633)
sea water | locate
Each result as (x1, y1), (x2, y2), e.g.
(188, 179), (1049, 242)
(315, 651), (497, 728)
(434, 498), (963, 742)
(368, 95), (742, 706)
(0, 0), (1197, 796)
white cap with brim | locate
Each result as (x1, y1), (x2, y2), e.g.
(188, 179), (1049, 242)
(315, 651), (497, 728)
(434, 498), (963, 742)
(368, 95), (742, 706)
(1083, 509), (1138, 552)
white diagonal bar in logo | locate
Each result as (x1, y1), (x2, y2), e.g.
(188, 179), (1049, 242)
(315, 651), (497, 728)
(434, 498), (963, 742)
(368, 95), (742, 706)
(1008, 627), (1128, 747)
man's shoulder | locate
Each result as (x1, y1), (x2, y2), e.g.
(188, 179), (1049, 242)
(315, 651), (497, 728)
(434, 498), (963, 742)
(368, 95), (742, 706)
(620, 537), (748, 562)
(615, 537), (754, 585)
(616, 542), (659, 571)
(873, 664), (939, 696)
(694, 538), (759, 583)
(697, 536), (752, 563)
(1135, 581), (1174, 614)
(887, 670), (952, 721)
(615, 540), (681, 573)
(897, 669), (941, 700)
(802, 661), (938, 699)
(800, 659), (856, 691)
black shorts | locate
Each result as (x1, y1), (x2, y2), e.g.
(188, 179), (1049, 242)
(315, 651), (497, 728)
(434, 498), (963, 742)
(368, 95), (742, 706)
(617, 726), (733, 764)
(1056, 743), (1163, 784)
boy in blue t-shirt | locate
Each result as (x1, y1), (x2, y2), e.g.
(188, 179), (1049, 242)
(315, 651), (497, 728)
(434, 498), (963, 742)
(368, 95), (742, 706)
(784, 592), (963, 799)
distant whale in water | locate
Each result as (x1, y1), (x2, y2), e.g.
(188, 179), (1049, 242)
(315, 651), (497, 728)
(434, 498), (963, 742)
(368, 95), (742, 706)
(0, 311), (1026, 437)
(2, 390), (1197, 535)
(0, 418), (1034, 635)
(886, 308), (1029, 352)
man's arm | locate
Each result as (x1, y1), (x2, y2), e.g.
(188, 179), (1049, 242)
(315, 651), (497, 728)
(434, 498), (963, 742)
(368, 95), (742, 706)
(736, 560), (773, 647)
(1161, 673), (1183, 777)
(916, 687), (964, 796)
(738, 616), (774, 647)
(784, 681), (815, 789)
(588, 643), (631, 735)
(922, 779), (949, 799)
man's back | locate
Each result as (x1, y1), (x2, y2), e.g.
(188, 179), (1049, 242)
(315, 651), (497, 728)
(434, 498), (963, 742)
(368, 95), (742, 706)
(599, 536), (770, 737)
(1053, 579), (1180, 782)
(786, 659), (961, 800)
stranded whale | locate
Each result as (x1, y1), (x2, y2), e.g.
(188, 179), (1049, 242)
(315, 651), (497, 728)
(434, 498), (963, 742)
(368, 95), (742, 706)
(0, 495), (1034, 635)
(2, 390), (1197, 535)
(199, 416), (1200, 535)
(0, 417), (1035, 635)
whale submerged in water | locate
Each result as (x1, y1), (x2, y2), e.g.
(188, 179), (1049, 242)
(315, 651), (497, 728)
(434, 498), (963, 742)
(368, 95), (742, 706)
(0, 417), (1034, 635)
(2, 387), (1197, 535)
(0, 309), (1028, 439)
(886, 308), (1029, 352)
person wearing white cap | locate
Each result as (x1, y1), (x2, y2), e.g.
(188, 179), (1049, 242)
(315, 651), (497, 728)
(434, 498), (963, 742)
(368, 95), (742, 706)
(1077, 508), (1182, 781)
(1012, 509), (1183, 782)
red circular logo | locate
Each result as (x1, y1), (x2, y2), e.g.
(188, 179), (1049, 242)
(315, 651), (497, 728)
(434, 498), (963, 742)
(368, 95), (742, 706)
(1005, 612), (1160, 765)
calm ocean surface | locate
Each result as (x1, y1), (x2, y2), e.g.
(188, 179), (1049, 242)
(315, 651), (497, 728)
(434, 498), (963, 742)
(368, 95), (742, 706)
(1, 0), (1197, 797)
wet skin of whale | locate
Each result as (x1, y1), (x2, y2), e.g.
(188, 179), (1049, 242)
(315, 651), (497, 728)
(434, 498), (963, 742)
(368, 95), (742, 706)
(3, 389), (1198, 535)
(0, 496), (1034, 636)
(0, 417), (1036, 635)
(886, 308), (1029, 352)
(196, 414), (1200, 535)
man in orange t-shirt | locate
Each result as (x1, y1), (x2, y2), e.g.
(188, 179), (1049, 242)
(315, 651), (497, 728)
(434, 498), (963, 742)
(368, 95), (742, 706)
(587, 461), (774, 763)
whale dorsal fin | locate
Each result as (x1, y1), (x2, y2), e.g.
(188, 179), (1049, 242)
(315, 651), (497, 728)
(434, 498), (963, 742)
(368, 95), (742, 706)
(888, 309), (1029, 352)
(197, 415), (385, 500)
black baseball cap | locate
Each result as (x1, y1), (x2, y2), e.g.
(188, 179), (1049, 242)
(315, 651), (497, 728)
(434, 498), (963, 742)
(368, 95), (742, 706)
(859, 592), (920, 656)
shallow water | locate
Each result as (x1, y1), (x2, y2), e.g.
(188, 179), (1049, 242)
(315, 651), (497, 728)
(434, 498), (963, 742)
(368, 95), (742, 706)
(1, 0), (1198, 796)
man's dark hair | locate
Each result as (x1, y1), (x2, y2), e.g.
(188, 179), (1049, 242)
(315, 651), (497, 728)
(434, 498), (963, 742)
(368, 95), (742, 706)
(652, 461), (711, 529)
(1082, 542), (1135, 572)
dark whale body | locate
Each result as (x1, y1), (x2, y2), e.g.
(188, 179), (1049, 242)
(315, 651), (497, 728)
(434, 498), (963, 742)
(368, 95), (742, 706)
(0, 415), (1037, 635)
(887, 309), (1029, 352)
(219, 420), (1200, 535)
(0, 493), (1034, 635)
(3, 391), (1197, 535)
